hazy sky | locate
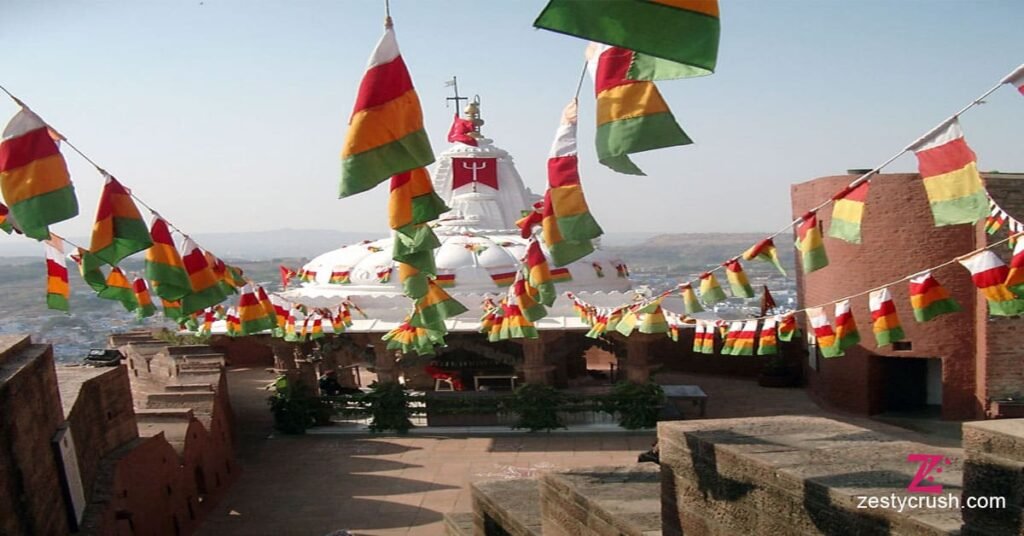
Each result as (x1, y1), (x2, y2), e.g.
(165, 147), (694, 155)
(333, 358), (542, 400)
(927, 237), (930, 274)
(1, 1), (1022, 241)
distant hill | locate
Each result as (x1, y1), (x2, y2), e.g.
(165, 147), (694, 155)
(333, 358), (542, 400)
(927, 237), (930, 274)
(605, 232), (796, 274)
(0, 229), (377, 260)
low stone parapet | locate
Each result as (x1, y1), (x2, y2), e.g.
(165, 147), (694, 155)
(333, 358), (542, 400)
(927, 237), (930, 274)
(658, 416), (964, 536)
(961, 419), (1024, 535)
(540, 465), (661, 536)
(471, 478), (542, 536)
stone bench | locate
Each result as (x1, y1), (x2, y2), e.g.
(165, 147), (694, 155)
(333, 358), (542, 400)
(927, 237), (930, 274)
(540, 465), (661, 536)
(658, 416), (964, 536)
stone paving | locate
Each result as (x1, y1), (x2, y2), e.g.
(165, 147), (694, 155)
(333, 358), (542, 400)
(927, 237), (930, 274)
(198, 368), (959, 536)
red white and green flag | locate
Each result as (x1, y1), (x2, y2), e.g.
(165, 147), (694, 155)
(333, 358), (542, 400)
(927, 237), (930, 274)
(698, 272), (727, 305)
(742, 238), (787, 276)
(869, 288), (905, 347)
(730, 320), (758, 356)
(43, 235), (70, 312)
(828, 181), (870, 244)
(0, 107), (78, 240)
(88, 174), (153, 268)
(701, 321), (716, 354)
(340, 25), (433, 198)
(692, 321), (707, 354)
(720, 321), (743, 355)
(757, 318), (778, 356)
(958, 250), (1024, 316)
(806, 307), (842, 358)
(908, 272), (960, 322)
(238, 284), (275, 335)
(796, 211), (828, 273)
(587, 43), (692, 175)
(723, 259), (754, 298)
(833, 299), (861, 352)
(909, 119), (988, 226)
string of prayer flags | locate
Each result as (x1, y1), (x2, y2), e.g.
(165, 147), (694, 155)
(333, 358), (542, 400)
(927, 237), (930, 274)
(145, 217), (192, 301)
(390, 167), (447, 296)
(499, 302), (539, 340)
(958, 250), (1024, 316)
(828, 181), (870, 244)
(1001, 64), (1024, 96)
(868, 288), (905, 347)
(692, 322), (707, 354)
(89, 174), (152, 267)
(99, 267), (138, 312)
(909, 119), (988, 226)
(0, 202), (13, 234)
(985, 202), (1007, 235)
(0, 107), (78, 240)
(308, 312), (324, 340)
(700, 321), (716, 354)
(534, 0), (720, 75)
(796, 211), (828, 273)
(723, 259), (754, 298)
(908, 272), (960, 322)
(180, 238), (229, 315)
(162, 299), (182, 321)
(132, 278), (156, 319)
(43, 236), (69, 312)
(383, 319), (445, 355)
(757, 317), (778, 355)
(742, 238), (787, 276)
(584, 310), (608, 339)
(833, 300), (861, 352)
(340, 24), (433, 198)
(721, 321), (742, 355)
(329, 267), (350, 285)
(679, 283), (704, 314)
(586, 43), (692, 175)
(806, 307), (842, 358)
(637, 300), (669, 335)
(540, 99), (603, 266)
(1005, 238), (1024, 295)
(731, 320), (758, 356)
(777, 312), (797, 342)
(698, 272), (727, 305)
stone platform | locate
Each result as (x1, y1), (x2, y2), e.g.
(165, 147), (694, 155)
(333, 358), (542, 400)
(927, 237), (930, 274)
(659, 416), (964, 536)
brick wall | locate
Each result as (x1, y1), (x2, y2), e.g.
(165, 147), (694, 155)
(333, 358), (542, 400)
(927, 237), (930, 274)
(209, 334), (275, 367)
(0, 335), (71, 535)
(792, 173), (981, 419)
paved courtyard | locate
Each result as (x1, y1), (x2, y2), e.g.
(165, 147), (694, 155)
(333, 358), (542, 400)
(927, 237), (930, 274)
(198, 367), (959, 535)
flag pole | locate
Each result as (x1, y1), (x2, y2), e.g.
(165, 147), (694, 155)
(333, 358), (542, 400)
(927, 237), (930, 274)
(384, 0), (392, 28)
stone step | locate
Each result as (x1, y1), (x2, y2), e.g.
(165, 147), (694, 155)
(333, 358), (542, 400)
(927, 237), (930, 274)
(165, 383), (214, 393)
(443, 512), (475, 536)
(471, 478), (542, 536)
(134, 408), (195, 421)
(540, 465), (661, 536)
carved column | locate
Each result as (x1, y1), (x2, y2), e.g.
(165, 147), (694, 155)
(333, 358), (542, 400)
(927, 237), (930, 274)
(267, 340), (298, 372)
(624, 333), (658, 384)
(521, 337), (555, 386)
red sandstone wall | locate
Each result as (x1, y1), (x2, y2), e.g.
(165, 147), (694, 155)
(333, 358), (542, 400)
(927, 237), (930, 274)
(209, 334), (275, 367)
(0, 338), (71, 535)
(792, 173), (981, 420)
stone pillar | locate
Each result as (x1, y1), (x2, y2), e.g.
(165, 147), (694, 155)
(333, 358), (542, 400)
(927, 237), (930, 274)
(371, 341), (399, 384)
(521, 337), (555, 386)
(329, 344), (360, 389)
(294, 358), (318, 394)
(624, 334), (656, 384)
(267, 340), (298, 372)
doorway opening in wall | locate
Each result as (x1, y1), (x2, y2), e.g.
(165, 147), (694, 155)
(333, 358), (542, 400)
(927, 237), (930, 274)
(874, 356), (945, 431)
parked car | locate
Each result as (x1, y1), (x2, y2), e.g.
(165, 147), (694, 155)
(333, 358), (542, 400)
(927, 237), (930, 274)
(84, 348), (124, 367)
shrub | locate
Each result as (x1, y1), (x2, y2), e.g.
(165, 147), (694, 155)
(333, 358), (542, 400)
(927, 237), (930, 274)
(509, 384), (565, 432)
(604, 382), (664, 430)
(363, 382), (413, 434)
(267, 376), (317, 434)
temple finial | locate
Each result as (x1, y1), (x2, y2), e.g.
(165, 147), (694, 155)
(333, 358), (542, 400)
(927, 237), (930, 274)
(464, 95), (484, 139)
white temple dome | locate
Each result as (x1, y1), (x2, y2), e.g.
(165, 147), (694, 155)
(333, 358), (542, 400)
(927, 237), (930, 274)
(279, 105), (634, 330)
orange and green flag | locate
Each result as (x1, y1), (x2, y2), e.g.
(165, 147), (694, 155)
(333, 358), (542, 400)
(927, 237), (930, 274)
(723, 259), (754, 298)
(99, 267), (138, 312)
(145, 217), (192, 301)
(869, 288), (905, 347)
(499, 302), (539, 340)
(796, 211), (828, 273)
(410, 280), (469, 330)
(525, 239), (556, 306)
(238, 284), (275, 335)
(908, 272), (960, 322)
(0, 108), (78, 240)
(514, 276), (548, 323)
(909, 119), (988, 227)
(587, 43), (692, 175)
(698, 272), (726, 305)
(742, 238), (787, 276)
(534, 0), (720, 76)
(88, 174), (152, 267)
(389, 168), (446, 299)
(44, 236), (70, 312)
(162, 299), (182, 321)
(132, 277), (156, 319)
(180, 238), (228, 315)
(340, 25), (434, 198)
(828, 181), (870, 244)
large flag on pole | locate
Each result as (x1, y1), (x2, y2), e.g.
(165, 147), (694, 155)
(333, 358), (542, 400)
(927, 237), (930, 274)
(909, 119), (988, 227)
(534, 0), (720, 76)
(587, 43), (692, 175)
(540, 99), (603, 266)
(339, 25), (434, 198)
(0, 108), (78, 240)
